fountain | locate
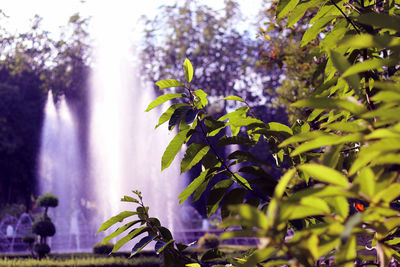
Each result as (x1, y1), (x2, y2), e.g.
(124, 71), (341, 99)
(88, 3), (185, 244)
(35, 3), (186, 252)
(37, 92), (92, 251)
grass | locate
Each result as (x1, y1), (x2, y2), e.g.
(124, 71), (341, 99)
(0, 245), (253, 266)
(0, 252), (159, 267)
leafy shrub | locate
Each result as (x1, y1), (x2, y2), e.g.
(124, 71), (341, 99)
(33, 243), (50, 258)
(32, 219), (56, 237)
(93, 242), (114, 255)
(37, 193), (59, 208)
(198, 233), (219, 250)
(99, 1), (400, 266)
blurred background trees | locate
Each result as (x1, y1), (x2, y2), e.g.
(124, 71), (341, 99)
(0, 0), (313, 216)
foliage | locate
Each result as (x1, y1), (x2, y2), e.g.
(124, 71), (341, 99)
(36, 193), (59, 209)
(32, 193), (58, 259)
(33, 243), (50, 259)
(140, 0), (282, 111)
(198, 233), (220, 250)
(32, 219), (56, 237)
(93, 242), (114, 255)
(100, 0), (400, 266)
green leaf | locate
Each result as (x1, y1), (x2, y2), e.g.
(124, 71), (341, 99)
(353, 167), (375, 198)
(220, 95), (245, 102)
(329, 50), (360, 90)
(178, 170), (208, 204)
(340, 34), (400, 49)
(145, 93), (186, 112)
(241, 247), (276, 267)
(227, 150), (266, 165)
(155, 79), (185, 90)
(183, 58), (193, 83)
(287, 0), (322, 27)
(299, 164), (349, 187)
(342, 58), (398, 77)
(301, 15), (334, 47)
(193, 89), (208, 109)
(155, 239), (175, 254)
(356, 13), (400, 32)
(293, 97), (366, 115)
(130, 235), (155, 257)
(230, 204), (269, 229)
(373, 183), (400, 203)
(96, 211), (137, 234)
(230, 173), (252, 190)
(207, 180), (234, 217)
(322, 121), (368, 132)
(102, 220), (141, 244)
(252, 122), (293, 137)
(218, 136), (256, 147)
(155, 103), (188, 129)
(112, 226), (149, 253)
(276, 0), (300, 18)
(120, 196), (139, 203)
(201, 248), (225, 261)
(291, 133), (362, 156)
(274, 168), (296, 199)
(161, 129), (190, 170)
(221, 188), (247, 219)
(181, 143), (210, 173)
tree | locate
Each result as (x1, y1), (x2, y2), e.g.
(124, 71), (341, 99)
(101, 1), (400, 266)
(140, 0), (282, 112)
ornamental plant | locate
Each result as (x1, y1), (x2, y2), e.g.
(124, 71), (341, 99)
(33, 193), (58, 259)
(98, 1), (400, 266)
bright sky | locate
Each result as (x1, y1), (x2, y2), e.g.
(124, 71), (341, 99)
(0, 0), (263, 38)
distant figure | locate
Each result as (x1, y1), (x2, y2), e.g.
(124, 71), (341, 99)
(202, 219), (209, 230)
(69, 210), (80, 250)
(6, 225), (14, 237)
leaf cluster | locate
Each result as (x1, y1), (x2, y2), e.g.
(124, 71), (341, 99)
(100, 1), (400, 266)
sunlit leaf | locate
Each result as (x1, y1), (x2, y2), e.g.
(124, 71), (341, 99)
(183, 58), (193, 83)
(276, 0), (300, 18)
(145, 93), (186, 112)
(181, 143), (209, 173)
(220, 95), (245, 102)
(112, 226), (149, 253)
(155, 79), (185, 90)
(178, 170), (208, 204)
(299, 164), (349, 187)
(96, 211), (137, 234)
(161, 129), (190, 170)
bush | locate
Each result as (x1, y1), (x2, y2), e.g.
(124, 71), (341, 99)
(32, 220), (56, 237)
(93, 242), (114, 255)
(198, 233), (219, 249)
(34, 243), (50, 258)
(37, 193), (58, 208)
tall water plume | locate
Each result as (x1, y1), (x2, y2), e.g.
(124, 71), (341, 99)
(89, 3), (184, 241)
(38, 92), (91, 251)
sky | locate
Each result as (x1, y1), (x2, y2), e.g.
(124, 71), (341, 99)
(0, 0), (264, 39)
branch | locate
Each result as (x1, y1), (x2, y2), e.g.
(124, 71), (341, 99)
(330, 0), (361, 34)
